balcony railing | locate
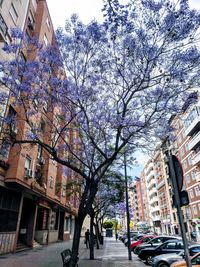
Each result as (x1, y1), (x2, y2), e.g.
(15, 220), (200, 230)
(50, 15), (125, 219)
(151, 206), (160, 213)
(157, 179), (165, 189)
(150, 196), (159, 204)
(185, 110), (200, 136)
(192, 151), (200, 166)
(153, 215), (161, 221)
(188, 131), (200, 150)
(196, 172), (200, 182)
(0, 14), (8, 39)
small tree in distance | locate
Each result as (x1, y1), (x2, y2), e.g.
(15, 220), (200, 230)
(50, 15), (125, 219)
(1, 0), (200, 266)
(103, 220), (113, 229)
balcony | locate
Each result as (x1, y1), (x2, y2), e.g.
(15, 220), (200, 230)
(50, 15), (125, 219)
(151, 206), (160, 213)
(153, 215), (161, 221)
(149, 187), (157, 197)
(147, 179), (156, 190)
(146, 170), (155, 183)
(157, 179), (165, 189)
(150, 196), (159, 205)
(196, 172), (200, 182)
(184, 107), (200, 136)
(192, 151), (200, 166)
(0, 14), (8, 41)
(188, 131), (200, 150)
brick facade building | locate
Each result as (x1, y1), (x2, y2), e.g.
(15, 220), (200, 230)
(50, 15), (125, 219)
(0, 0), (78, 255)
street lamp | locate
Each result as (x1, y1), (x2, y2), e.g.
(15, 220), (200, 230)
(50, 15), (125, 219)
(124, 151), (132, 261)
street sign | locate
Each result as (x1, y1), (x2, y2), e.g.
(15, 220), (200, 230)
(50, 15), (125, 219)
(172, 155), (183, 192)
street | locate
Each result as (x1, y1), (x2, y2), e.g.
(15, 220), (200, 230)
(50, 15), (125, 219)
(0, 237), (146, 267)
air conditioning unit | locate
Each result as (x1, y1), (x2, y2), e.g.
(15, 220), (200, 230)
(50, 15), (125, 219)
(25, 168), (32, 178)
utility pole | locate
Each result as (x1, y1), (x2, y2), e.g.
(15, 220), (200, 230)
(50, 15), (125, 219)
(167, 153), (192, 267)
(124, 152), (132, 261)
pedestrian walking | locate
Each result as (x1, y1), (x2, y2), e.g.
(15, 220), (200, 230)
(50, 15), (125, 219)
(115, 233), (118, 241)
(84, 229), (90, 249)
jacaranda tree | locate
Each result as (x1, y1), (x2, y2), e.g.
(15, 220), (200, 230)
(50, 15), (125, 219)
(1, 0), (200, 265)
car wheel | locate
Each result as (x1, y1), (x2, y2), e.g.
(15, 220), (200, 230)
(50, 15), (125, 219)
(134, 248), (138, 254)
(157, 262), (169, 267)
(146, 256), (153, 265)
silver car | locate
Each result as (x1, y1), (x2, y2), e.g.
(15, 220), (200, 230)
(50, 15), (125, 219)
(152, 245), (200, 267)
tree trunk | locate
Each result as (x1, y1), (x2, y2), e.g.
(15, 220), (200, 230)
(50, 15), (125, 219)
(69, 215), (85, 267)
(89, 211), (95, 260)
(95, 217), (100, 249)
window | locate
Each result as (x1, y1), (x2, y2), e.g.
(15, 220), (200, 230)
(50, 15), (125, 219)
(180, 147), (184, 157)
(27, 12), (35, 31)
(0, 140), (11, 159)
(192, 171), (196, 180)
(25, 156), (31, 170)
(190, 189), (194, 199)
(44, 34), (48, 46)
(193, 205), (198, 215)
(185, 143), (189, 152)
(64, 217), (70, 232)
(188, 156), (193, 166)
(195, 186), (200, 197)
(185, 174), (190, 184)
(62, 185), (66, 197)
(9, 3), (18, 23)
(183, 160), (187, 169)
(152, 238), (162, 243)
(37, 145), (42, 159)
(176, 242), (184, 249)
(46, 17), (50, 28)
(49, 176), (54, 188)
(184, 107), (199, 129)
(191, 254), (200, 265)
(178, 135), (182, 144)
(162, 241), (176, 249)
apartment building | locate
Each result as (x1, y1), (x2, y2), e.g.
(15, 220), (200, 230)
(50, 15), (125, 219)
(139, 95), (200, 238)
(140, 170), (150, 225)
(135, 178), (145, 222)
(0, 0), (77, 255)
(143, 159), (161, 233)
(0, 0), (29, 128)
(181, 100), (200, 239)
(128, 182), (139, 229)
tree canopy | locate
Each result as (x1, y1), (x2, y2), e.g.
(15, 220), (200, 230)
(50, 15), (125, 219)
(0, 0), (200, 265)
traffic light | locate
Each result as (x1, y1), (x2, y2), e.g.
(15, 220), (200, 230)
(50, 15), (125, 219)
(180, 190), (189, 206)
(172, 190), (189, 207)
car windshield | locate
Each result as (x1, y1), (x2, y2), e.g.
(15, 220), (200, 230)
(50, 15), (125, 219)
(151, 238), (162, 244)
(143, 237), (152, 242)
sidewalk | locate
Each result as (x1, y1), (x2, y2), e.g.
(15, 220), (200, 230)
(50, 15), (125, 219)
(79, 237), (145, 267)
(0, 237), (145, 267)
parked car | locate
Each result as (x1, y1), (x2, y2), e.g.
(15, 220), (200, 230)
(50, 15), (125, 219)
(171, 252), (200, 267)
(131, 235), (155, 251)
(121, 231), (141, 243)
(152, 245), (200, 267)
(138, 239), (185, 265)
(134, 235), (181, 255)
(124, 234), (144, 247)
